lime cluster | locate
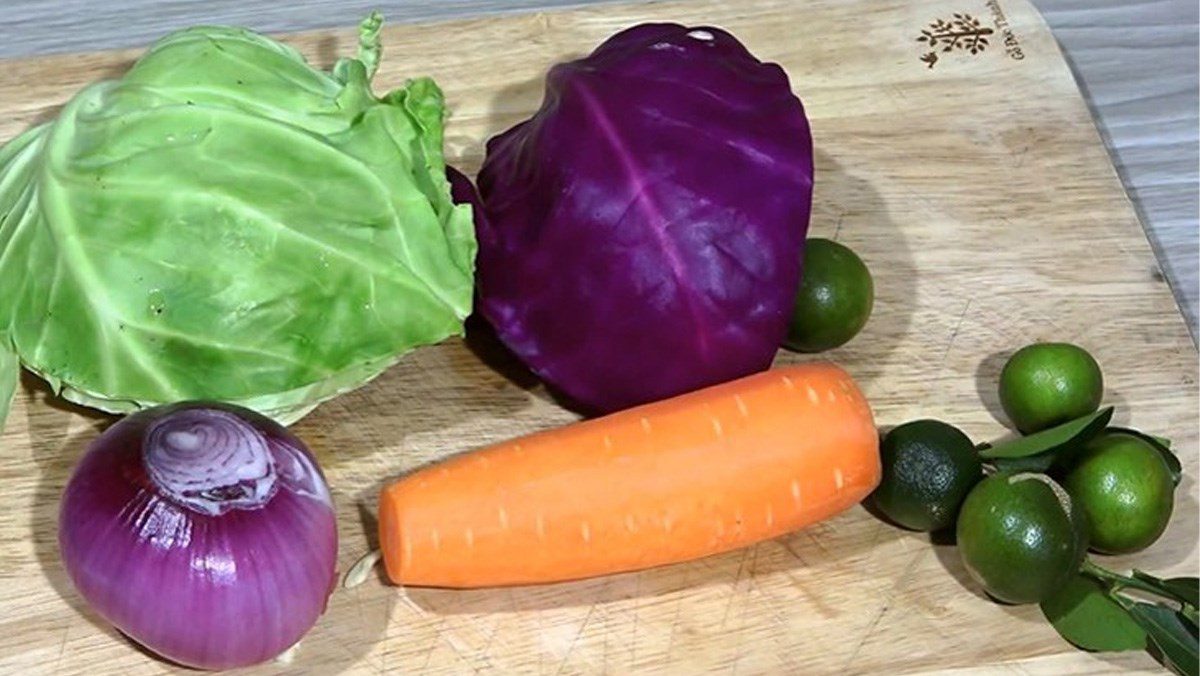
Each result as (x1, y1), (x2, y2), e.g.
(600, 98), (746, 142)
(870, 342), (1180, 605)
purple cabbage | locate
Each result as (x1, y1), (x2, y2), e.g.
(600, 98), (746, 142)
(475, 23), (814, 413)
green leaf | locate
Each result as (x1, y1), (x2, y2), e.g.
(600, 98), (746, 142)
(980, 407), (1113, 460)
(0, 24), (476, 427)
(1128, 603), (1199, 676)
(0, 339), (16, 435)
(1041, 573), (1147, 652)
(1131, 571), (1200, 610)
(1107, 428), (1183, 487)
(990, 453), (1058, 473)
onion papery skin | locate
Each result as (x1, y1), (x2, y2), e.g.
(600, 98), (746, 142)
(59, 402), (338, 670)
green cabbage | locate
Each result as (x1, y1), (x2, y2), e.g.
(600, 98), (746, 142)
(0, 15), (476, 430)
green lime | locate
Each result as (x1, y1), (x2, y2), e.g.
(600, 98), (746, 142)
(957, 472), (1088, 604)
(999, 343), (1103, 434)
(1063, 431), (1175, 554)
(784, 238), (873, 353)
(871, 420), (983, 531)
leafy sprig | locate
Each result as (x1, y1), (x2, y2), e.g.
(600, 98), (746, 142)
(972, 409), (1193, 674)
(1043, 561), (1198, 675)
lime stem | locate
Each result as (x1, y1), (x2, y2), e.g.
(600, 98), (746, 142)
(1082, 559), (1180, 601)
(1183, 604), (1199, 627)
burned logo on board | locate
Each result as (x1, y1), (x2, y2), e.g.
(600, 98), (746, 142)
(917, 4), (1024, 69)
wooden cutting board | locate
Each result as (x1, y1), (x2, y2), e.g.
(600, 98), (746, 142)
(0, 0), (1195, 673)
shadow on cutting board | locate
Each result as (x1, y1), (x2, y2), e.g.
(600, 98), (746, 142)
(292, 337), (537, 474)
(16, 372), (116, 647)
(404, 512), (905, 616)
(776, 149), (917, 392)
(974, 349), (1011, 427)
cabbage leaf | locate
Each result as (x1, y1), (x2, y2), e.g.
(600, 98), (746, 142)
(0, 15), (476, 431)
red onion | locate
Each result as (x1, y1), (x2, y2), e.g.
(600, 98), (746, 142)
(59, 402), (338, 670)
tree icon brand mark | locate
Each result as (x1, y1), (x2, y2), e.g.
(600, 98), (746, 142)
(917, 13), (994, 68)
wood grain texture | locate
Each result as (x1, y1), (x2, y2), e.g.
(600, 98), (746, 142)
(0, 0), (1196, 673)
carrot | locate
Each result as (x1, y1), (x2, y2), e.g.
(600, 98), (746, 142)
(378, 363), (880, 588)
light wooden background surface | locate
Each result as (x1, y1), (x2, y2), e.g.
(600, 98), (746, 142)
(1, 0), (1195, 339)
(0, 0), (1195, 673)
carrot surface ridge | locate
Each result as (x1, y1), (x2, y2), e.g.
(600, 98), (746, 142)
(379, 363), (880, 588)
